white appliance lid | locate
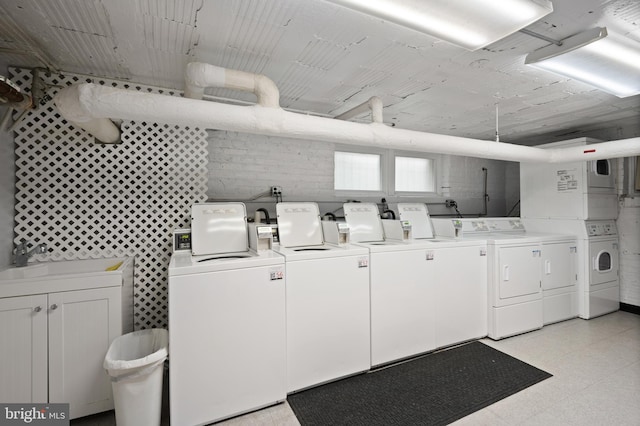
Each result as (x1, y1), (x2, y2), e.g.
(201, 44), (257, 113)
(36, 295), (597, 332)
(276, 202), (324, 247)
(343, 202), (384, 242)
(190, 202), (248, 255)
(397, 203), (434, 239)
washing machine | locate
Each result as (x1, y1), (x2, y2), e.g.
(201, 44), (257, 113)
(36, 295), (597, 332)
(169, 203), (286, 426)
(432, 218), (543, 340)
(524, 218), (619, 319)
(485, 218), (578, 325)
(343, 202), (485, 366)
(396, 203), (488, 350)
(272, 202), (370, 393)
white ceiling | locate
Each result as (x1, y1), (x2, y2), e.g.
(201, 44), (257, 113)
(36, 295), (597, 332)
(1, 0), (639, 145)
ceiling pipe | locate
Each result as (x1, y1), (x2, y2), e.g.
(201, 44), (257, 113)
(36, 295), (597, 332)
(52, 63), (640, 162)
(54, 84), (121, 144)
(184, 62), (280, 108)
(335, 96), (384, 124)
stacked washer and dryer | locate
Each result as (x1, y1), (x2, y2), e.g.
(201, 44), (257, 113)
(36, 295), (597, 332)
(521, 137), (620, 319)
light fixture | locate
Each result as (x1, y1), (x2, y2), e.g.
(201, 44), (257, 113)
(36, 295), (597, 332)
(525, 27), (640, 98)
(326, 0), (553, 51)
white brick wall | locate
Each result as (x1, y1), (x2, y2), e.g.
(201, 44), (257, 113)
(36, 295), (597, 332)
(207, 130), (510, 216)
(208, 130), (336, 201)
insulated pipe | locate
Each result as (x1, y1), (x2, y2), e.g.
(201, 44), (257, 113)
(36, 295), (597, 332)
(53, 81), (640, 162)
(184, 62), (280, 108)
(336, 96), (384, 124)
(546, 138), (640, 163)
(54, 84), (120, 143)
(54, 83), (554, 162)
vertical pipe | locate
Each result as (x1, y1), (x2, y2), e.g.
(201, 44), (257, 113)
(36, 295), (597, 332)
(482, 167), (489, 216)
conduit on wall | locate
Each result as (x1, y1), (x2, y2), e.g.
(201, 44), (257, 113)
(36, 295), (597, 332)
(53, 62), (640, 162)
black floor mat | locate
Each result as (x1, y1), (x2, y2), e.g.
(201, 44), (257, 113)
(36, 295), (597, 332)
(288, 341), (552, 426)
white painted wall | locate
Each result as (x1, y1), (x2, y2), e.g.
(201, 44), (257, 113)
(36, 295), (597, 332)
(0, 64), (16, 267)
(206, 130), (510, 218)
(618, 197), (640, 307)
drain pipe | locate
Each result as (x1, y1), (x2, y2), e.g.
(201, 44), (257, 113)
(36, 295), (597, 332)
(481, 167), (489, 216)
(336, 96), (384, 124)
(53, 64), (640, 162)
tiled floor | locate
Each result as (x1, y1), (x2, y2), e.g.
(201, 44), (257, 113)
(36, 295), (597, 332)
(72, 310), (640, 425)
(218, 310), (640, 426)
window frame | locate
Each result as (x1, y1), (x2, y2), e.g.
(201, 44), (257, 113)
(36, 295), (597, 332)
(391, 151), (439, 196)
(333, 146), (388, 197)
(333, 146), (440, 198)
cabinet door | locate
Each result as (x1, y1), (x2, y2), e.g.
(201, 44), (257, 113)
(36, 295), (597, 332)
(48, 287), (121, 419)
(0, 295), (48, 403)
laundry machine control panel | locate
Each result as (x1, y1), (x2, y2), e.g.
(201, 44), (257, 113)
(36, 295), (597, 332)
(586, 221), (617, 237)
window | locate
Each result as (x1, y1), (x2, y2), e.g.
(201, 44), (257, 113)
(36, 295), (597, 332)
(394, 156), (436, 193)
(334, 151), (382, 191)
(334, 148), (439, 195)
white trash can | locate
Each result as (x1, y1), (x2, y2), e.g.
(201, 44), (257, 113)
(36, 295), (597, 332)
(104, 328), (169, 426)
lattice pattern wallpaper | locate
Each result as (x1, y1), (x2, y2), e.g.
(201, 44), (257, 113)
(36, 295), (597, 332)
(10, 67), (208, 329)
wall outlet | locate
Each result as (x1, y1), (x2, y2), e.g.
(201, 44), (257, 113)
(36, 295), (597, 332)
(271, 186), (282, 196)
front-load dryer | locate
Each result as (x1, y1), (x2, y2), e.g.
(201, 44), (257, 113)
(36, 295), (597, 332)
(169, 202), (286, 426)
(486, 218), (578, 325)
(273, 202), (370, 393)
(522, 219), (619, 319)
(432, 218), (543, 340)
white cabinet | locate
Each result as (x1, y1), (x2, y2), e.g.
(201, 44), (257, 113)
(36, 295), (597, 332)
(49, 287), (123, 418)
(0, 288), (122, 419)
(0, 257), (133, 420)
(0, 295), (48, 403)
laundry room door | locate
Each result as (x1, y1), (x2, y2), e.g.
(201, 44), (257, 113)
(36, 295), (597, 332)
(498, 245), (541, 300)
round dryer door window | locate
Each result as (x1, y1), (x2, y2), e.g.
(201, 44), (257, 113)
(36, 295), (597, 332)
(590, 241), (618, 286)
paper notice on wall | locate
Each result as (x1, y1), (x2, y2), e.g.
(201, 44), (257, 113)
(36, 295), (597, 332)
(556, 169), (578, 192)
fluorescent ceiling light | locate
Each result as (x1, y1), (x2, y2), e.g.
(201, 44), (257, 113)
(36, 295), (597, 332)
(525, 27), (640, 98)
(326, 0), (554, 51)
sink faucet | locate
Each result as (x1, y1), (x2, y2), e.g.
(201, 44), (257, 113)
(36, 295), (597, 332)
(12, 239), (48, 267)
